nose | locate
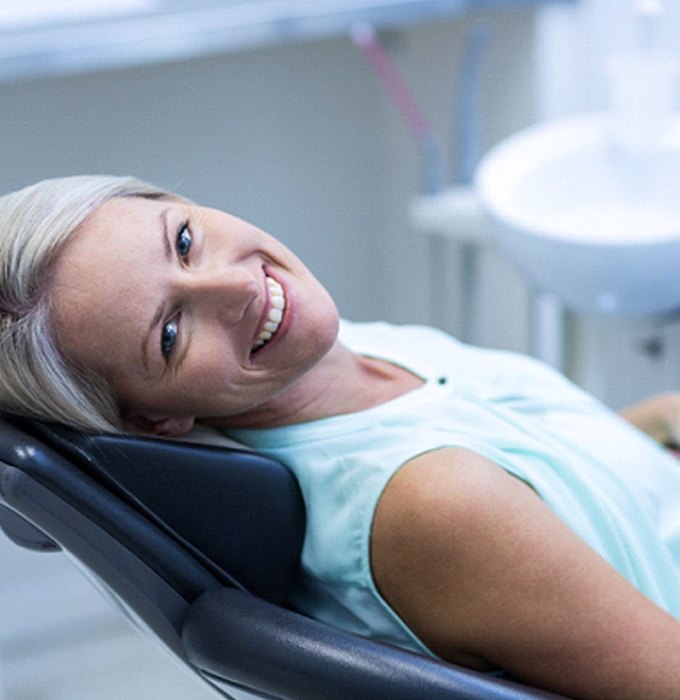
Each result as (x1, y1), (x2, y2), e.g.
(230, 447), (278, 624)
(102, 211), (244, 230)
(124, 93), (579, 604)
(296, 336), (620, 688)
(179, 265), (260, 325)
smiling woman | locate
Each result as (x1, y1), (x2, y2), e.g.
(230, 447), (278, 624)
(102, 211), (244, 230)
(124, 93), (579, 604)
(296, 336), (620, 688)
(52, 193), (342, 434)
(4, 174), (680, 699)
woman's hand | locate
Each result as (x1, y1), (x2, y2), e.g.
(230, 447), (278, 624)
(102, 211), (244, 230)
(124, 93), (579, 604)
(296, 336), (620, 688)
(619, 393), (680, 451)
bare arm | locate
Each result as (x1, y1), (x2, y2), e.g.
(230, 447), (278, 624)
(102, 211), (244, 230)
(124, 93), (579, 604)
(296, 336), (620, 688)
(620, 392), (680, 450)
(371, 448), (680, 699)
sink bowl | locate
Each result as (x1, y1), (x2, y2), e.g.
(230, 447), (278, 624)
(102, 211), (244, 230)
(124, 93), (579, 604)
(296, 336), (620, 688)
(475, 114), (680, 316)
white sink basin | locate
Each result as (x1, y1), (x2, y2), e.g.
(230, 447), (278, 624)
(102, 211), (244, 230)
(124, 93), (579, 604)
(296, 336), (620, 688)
(475, 114), (680, 315)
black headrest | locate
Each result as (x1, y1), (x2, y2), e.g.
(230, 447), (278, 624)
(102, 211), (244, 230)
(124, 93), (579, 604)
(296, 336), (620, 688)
(0, 416), (305, 605)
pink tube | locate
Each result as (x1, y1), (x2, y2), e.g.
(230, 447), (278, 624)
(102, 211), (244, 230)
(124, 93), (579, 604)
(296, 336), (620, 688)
(351, 23), (431, 141)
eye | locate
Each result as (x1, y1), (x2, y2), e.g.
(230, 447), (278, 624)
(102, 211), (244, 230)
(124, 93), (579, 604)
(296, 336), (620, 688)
(176, 222), (192, 259)
(161, 317), (179, 359)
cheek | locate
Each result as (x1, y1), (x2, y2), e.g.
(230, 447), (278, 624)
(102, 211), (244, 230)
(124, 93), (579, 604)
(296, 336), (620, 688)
(178, 347), (229, 387)
(172, 344), (243, 405)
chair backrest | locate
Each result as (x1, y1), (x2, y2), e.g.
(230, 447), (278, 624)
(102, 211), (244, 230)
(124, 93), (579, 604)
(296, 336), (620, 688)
(10, 416), (305, 602)
(0, 415), (305, 658)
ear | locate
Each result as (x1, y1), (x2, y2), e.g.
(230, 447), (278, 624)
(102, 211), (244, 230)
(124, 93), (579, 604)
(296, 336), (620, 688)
(122, 412), (196, 438)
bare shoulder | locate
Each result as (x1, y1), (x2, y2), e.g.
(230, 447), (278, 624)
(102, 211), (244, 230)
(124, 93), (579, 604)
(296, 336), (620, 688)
(371, 447), (680, 698)
(370, 448), (536, 666)
(371, 447), (536, 572)
(374, 446), (527, 525)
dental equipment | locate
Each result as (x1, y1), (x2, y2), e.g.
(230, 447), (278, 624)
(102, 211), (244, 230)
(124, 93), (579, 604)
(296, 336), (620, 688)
(351, 21), (494, 344)
(351, 22), (445, 195)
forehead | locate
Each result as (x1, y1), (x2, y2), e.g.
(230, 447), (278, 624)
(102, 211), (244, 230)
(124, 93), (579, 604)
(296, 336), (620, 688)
(69, 196), (167, 253)
(50, 196), (168, 376)
(53, 196), (168, 302)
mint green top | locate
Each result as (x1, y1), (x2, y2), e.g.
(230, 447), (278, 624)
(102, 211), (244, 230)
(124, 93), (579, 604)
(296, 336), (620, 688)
(227, 320), (680, 656)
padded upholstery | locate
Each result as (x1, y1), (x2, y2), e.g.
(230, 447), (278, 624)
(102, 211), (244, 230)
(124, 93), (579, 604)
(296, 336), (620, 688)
(21, 418), (305, 604)
(0, 415), (566, 699)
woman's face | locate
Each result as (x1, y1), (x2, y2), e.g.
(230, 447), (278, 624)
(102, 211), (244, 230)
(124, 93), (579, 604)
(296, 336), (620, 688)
(51, 196), (339, 434)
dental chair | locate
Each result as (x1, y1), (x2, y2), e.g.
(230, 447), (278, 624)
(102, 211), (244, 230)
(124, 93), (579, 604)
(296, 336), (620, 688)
(0, 415), (564, 700)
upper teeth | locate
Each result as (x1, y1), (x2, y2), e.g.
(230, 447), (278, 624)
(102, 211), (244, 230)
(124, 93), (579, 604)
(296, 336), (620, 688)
(253, 276), (286, 350)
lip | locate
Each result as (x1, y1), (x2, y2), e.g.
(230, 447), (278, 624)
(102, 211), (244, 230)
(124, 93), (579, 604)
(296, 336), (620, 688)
(251, 268), (288, 355)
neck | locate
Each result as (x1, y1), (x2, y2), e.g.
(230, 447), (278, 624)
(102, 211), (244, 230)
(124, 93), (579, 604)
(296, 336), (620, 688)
(208, 341), (424, 430)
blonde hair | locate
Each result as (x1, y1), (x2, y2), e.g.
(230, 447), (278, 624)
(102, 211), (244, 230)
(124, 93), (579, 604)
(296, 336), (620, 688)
(0, 175), (174, 433)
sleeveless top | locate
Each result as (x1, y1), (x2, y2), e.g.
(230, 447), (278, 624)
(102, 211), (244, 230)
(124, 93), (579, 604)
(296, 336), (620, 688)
(226, 320), (680, 656)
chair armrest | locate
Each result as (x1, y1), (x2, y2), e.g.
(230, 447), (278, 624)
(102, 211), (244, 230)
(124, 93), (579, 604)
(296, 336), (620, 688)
(182, 587), (566, 700)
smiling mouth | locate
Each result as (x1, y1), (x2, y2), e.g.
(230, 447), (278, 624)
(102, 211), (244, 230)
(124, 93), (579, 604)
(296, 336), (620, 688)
(252, 275), (286, 351)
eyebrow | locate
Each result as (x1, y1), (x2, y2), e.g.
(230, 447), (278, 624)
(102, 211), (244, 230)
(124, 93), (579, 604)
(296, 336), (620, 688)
(140, 207), (173, 372)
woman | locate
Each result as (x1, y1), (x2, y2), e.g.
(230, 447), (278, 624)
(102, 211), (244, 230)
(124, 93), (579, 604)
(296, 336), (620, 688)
(2, 175), (680, 699)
